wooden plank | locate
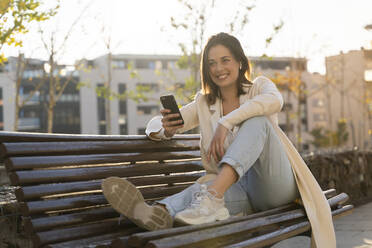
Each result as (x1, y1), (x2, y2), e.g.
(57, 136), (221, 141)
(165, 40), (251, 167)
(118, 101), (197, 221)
(17, 173), (203, 201)
(145, 204), (353, 248)
(10, 160), (203, 186)
(32, 219), (139, 247)
(225, 221), (310, 248)
(126, 189), (340, 247)
(22, 184), (191, 216)
(328, 192), (349, 208)
(45, 230), (136, 248)
(1, 139), (200, 157)
(126, 203), (297, 248)
(0, 131), (200, 143)
(145, 208), (307, 248)
(24, 207), (119, 233)
(27, 186), (335, 234)
(223, 205), (354, 248)
(5, 150), (201, 171)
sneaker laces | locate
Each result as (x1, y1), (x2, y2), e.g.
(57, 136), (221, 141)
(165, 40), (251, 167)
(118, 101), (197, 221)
(189, 184), (218, 209)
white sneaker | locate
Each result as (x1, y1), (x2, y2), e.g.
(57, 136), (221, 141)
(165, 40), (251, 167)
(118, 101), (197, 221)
(102, 177), (173, 231)
(174, 184), (230, 225)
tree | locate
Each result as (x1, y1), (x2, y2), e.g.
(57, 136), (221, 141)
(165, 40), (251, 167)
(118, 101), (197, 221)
(0, 0), (58, 63)
(271, 63), (330, 151)
(37, 2), (90, 133)
(165, 0), (284, 104)
(310, 119), (349, 148)
(168, 0), (256, 103)
(271, 68), (305, 150)
(13, 53), (45, 131)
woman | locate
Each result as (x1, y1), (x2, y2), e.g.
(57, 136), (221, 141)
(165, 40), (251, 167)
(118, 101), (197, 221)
(102, 33), (336, 247)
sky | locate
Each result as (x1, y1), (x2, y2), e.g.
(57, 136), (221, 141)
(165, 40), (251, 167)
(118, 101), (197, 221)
(3, 0), (372, 74)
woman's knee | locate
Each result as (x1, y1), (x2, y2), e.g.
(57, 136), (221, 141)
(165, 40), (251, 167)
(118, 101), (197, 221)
(240, 116), (269, 130)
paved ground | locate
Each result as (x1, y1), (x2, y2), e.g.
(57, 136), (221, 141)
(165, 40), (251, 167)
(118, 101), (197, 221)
(273, 202), (372, 248)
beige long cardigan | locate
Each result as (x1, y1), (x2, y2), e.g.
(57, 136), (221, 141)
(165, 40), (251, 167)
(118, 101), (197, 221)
(146, 76), (336, 248)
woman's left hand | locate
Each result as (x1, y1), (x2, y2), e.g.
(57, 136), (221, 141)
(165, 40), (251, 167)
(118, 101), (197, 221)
(207, 124), (229, 163)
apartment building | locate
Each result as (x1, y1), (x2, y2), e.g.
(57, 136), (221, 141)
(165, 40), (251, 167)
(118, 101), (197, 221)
(0, 54), (331, 151)
(78, 54), (190, 135)
(325, 48), (372, 149)
(0, 57), (80, 133)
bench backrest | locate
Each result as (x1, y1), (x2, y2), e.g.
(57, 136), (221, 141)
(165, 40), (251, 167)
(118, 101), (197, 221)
(0, 131), (203, 247)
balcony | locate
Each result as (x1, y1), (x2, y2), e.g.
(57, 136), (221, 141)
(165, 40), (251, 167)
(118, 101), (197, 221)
(18, 117), (40, 130)
(365, 69), (372, 83)
(21, 94), (40, 105)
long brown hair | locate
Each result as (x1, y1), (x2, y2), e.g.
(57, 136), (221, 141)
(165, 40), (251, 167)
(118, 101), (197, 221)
(200, 33), (252, 105)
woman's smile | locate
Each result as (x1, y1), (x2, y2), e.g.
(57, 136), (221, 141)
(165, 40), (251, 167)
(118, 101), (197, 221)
(208, 44), (240, 89)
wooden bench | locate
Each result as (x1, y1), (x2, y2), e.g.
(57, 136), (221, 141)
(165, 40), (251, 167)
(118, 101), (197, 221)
(0, 131), (353, 248)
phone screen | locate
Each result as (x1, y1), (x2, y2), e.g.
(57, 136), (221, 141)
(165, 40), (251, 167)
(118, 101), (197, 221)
(160, 95), (184, 125)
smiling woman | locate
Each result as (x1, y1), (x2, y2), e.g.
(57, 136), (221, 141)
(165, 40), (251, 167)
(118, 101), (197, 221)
(102, 32), (337, 248)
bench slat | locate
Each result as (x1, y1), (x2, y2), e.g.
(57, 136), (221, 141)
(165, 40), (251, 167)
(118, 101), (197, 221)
(1, 140), (200, 157)
(25, 207), (119, 232)
(17, 173), (204, 201)
(44, 229), (136, 248)
(10, 160), (203, 186)
(126, 203), (296, 248)
(22, 184), (192, 216)
(26, 187), (335, 234)
(146, 209), (307, 248)
(0, 131), (199, 142)
(223, 205), (354, 248)
(145, 198), (351, 248)
(125, 190), (342, 247)
(5, 151), (201, 171)
(33, 219), (138, 247)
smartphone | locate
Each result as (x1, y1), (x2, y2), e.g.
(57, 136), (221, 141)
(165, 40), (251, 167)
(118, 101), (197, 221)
(160, 95), (184, 125)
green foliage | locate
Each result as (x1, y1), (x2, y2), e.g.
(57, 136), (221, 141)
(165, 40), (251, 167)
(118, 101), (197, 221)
(176, 54), (189, 69)
(0, 0), (59, 63)
(265, 20), (284, 48)
(310, 119), (349, 148)
(310, 127), (330, 148)
(167, 0), (282, 104)
(127, 61), (140, 79)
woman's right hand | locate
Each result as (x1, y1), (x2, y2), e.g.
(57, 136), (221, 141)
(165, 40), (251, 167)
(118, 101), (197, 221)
(160, 109), (184, 137)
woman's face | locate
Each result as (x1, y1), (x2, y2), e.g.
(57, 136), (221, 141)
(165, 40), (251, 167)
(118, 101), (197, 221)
(207, 44), (240, 90)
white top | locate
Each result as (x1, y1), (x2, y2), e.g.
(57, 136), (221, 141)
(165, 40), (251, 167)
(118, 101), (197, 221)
(146, 75), (336, 248)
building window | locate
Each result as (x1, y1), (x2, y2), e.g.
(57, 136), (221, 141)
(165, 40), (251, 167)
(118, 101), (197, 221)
(155, 61), (162, 70)
(137, 105), (159, 115)
(279, 123), (294, 132)
(58, 93), (79, 102)
(312, 99), (324, 107)
(118, 83), (127, 135)
(313, 113), (326, 121)
(365, 69), (372, 82)
(253, 60), (291, 70)
(97, 83), (106, 134)
(136, 83), (159, 92)
(137, 128), (146, 135)
(136, 59), (155, 69)
(167, 61), (177, 69)
(112, 60), (127, 69)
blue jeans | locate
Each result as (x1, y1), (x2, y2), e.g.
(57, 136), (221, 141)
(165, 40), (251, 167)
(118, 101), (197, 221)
(158, 116), (299, 217)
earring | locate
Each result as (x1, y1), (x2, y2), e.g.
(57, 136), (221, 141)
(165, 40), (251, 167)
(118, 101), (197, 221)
(239, 63), (242, 70)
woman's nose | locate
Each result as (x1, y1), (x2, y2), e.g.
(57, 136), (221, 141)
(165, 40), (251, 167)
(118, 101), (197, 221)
(215, 62), (223, 72)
